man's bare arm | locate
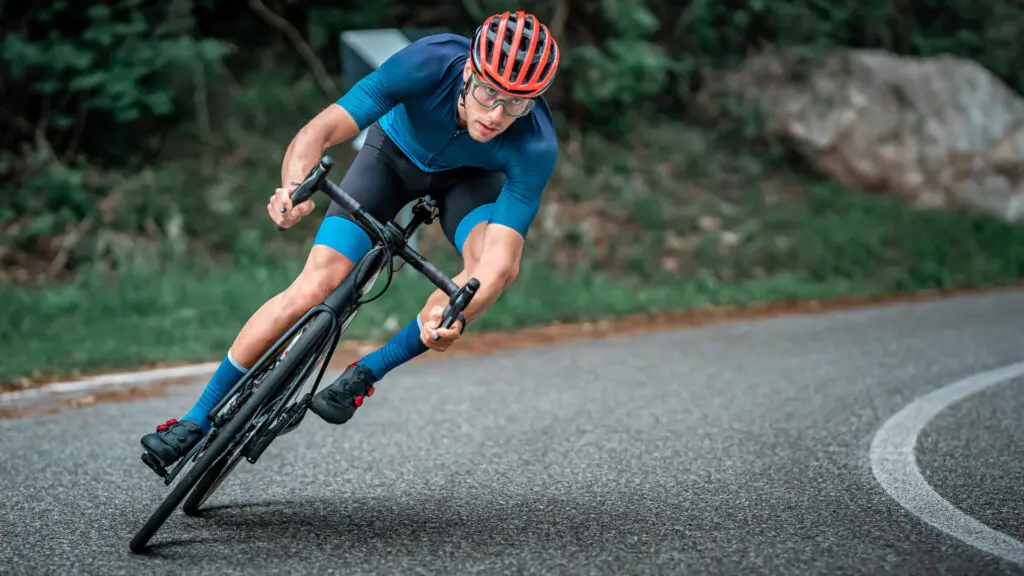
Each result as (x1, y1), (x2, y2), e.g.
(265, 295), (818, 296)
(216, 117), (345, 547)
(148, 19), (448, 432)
(459, 223), (523, 323)
(280, 104), (361, 188)
(268, 105), (362, 228)
(418, 223), (524, 350)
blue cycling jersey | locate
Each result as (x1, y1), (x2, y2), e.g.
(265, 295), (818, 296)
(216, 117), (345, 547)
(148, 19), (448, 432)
(335, 33), (558, 238)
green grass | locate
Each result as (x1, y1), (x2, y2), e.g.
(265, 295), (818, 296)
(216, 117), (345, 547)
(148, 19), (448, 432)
(0, 257), (875, 387)
(3, 182), (1024, 387)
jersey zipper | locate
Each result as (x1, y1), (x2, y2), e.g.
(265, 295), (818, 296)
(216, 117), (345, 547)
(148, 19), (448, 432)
(425, 127), (464, 170)
(424, 86), (469, 170)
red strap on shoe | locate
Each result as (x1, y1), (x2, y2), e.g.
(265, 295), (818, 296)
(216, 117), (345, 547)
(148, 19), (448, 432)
(156, 418), (178, 432)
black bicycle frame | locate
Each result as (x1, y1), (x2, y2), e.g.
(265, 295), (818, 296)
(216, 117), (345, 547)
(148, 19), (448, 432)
(207, 155), (474, 423)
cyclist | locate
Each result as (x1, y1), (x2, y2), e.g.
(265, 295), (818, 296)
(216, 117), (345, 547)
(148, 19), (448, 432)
(139, 10), (561, 471)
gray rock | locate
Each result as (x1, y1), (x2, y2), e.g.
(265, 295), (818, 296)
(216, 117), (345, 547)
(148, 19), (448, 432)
(699, 48), (1024, 222)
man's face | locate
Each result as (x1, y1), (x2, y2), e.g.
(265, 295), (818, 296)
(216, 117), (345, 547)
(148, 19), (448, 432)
(460, 63), (534, 142)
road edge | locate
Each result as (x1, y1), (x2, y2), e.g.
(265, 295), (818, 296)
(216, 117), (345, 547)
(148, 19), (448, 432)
(3, 282), (1023, 408)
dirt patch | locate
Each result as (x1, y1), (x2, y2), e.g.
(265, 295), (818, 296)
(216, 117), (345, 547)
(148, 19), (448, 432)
(0, 373), (218, 420)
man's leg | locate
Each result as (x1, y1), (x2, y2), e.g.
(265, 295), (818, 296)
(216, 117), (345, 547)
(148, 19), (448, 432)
(308, 219), (509, 425)
(309, 170), (510, 425)
(139, 242), (363, 467)
(142, 122), (413, 466)
(183, 241), (366, 431)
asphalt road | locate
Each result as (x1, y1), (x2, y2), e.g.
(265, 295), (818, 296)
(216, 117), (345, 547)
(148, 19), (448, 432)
(1, 290), (1023, 575)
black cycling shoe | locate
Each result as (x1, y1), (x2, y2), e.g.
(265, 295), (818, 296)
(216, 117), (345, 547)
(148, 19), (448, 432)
(309, 364), (377, 425)
(140, 418), (204, 468)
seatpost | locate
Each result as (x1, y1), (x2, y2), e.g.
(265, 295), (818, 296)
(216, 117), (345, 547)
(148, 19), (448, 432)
(401, 196), (439, 239)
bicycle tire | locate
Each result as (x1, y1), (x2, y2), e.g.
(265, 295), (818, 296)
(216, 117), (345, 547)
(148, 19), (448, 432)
(128, 312), (334, 553)
(181, 314), (337, 516)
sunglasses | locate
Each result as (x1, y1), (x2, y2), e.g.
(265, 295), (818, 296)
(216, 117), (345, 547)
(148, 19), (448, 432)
(466, 73), (536, 117)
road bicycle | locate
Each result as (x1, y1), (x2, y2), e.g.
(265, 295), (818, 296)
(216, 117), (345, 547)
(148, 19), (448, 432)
(129, 155), (479, 553)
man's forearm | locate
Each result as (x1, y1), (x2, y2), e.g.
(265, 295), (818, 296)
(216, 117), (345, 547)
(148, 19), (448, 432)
(281, 105), (362, 188)
(420, 258), (511, 328)
(281, 128), (328, 188)
(460, 259), (510, 323)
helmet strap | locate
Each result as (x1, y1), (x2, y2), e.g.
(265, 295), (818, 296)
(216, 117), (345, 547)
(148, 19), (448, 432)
(456, 74), (471, 127)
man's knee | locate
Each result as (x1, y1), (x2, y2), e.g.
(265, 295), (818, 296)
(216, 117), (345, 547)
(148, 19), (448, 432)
(278, 211), (374, 313)
(282, 245), (354, 314)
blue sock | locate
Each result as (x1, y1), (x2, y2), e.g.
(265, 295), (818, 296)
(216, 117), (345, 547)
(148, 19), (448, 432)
(357, 315), (429, 379)
(183, 351), (247, 433)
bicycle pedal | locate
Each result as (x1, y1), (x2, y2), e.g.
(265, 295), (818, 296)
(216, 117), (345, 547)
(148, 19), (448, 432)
(140, 452), (168, 480)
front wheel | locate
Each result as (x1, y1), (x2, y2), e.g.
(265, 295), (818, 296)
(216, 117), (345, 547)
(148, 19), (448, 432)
(182, 314), (335, 516)
(180, 447), (243, 517)
(129, 312), (334, 553)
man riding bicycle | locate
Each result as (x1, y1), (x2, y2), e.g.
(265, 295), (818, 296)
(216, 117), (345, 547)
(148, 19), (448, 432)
(139, 11), (561, 470)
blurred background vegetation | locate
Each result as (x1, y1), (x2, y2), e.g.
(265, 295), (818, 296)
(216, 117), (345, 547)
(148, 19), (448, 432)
(3, 0), (1024, 384)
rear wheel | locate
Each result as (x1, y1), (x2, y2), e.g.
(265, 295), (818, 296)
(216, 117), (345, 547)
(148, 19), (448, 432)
(129, 312), (334, 553)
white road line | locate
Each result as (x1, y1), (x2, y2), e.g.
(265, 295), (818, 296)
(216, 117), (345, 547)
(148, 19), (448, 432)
(870, 361), (1024, 566)
(0, 362), (218, 404)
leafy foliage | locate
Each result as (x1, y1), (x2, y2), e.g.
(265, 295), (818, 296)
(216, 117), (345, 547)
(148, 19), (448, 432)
(4, 0), (1024, 382)
(3, 0), (1024, 283)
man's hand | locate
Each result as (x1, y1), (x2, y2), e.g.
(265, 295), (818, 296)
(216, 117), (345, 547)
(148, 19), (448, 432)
(420, 305), (464, 352)
(268, 186), (316, 229)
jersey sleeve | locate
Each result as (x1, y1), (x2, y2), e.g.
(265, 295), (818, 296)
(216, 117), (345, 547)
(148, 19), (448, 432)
(334, 37), (447, 130)
(488, 136), (559, 239)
